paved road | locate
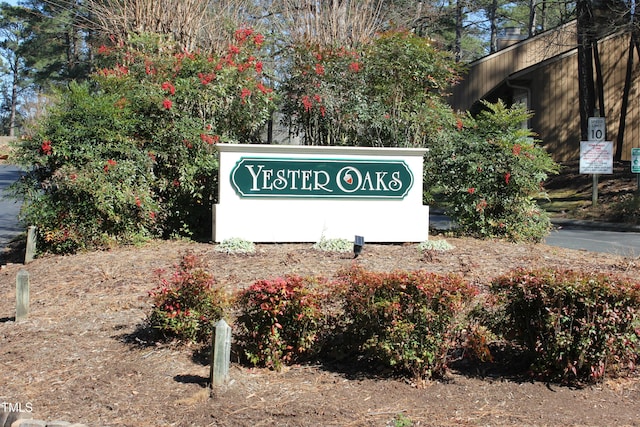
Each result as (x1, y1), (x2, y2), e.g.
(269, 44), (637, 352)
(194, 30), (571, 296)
(430, 212), (640, 256)
(0, 164), (23, 249)
(1, 164), (639, 256)
(545, 226), (640, 257)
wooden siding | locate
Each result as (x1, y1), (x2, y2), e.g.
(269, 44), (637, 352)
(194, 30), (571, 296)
(601, 32), (640, 162)
(449, 22), (639, 162)
(530, 52), (580, 160)
(450, 21), (577, 111)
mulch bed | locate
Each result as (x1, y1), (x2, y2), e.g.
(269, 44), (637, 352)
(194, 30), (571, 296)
(2, 238), (640, 426)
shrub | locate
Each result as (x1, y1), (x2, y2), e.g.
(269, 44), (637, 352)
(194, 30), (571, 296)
(234, 275), (328, 371)
(312, 237), (352, 253)
(93, 31), (275, 238)
(425, 100), (559, 242)
(417, 239), (455, 252)
(148, 253), (229, 343)
(10, 83), (160, 253)
(215, 238), (256, 254)
(11, 30), (277, 253)
(490, 268), (640, 383)
(281, 29), (459, 147)
(336, 265), (477, 379)
(609, 193), (640, 225)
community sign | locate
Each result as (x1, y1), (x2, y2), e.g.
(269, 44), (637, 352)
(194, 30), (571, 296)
(230, 158), (413, 199)
(213, 144), (429, 243)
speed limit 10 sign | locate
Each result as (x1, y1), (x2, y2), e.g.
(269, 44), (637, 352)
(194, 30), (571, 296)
(588, 117), (606, 141)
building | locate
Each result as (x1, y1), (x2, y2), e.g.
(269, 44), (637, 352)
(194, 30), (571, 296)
(449, 21), (638, 162)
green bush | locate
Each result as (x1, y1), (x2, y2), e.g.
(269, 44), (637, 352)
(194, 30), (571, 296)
(490, 268), (640, 383)
(610, 193), (640, 225)
(426, 100), (559, 242)
(11, 30), (276, 253)
(336, 265), (477, 379)
(10, 83), (160, 253)
(93, 31), (275, 238)
(148, 253), (229, 343)
(281, 29), (459, 147)
(234, 275), (328, 370)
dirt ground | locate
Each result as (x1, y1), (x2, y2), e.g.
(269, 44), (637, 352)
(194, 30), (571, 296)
(542, 160), (640, 223)
(1, 158), (640, 426)
(1, 237), (640, 427)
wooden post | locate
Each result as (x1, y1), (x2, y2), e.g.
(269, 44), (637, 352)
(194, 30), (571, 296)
(592, 174), (599, 207)
(25, 226), (37, 264)
(209, 319), (231, 389)
(16, 269), (29, 321)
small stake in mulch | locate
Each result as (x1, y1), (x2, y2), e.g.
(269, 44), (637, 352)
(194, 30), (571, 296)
(16, 269), (30, 321)
(25, 226), (37, 264)
(209, 319), (231, 391)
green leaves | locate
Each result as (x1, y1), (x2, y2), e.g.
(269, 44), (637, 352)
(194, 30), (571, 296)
(337, 265), (477, 379)
(281, 29), (459, 147)
(490, 268), (640, 383)
(12, 29), (277, 252)
(149, 253), (229, 343)
(234, 275), (328, 371)
(426, 100), (559, 242)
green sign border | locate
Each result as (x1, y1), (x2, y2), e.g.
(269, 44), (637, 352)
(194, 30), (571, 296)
(632, 148), (640, 173)
(230, 157), (414, 199)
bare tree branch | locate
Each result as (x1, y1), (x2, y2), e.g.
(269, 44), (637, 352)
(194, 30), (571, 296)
(278, 0), (386, 47)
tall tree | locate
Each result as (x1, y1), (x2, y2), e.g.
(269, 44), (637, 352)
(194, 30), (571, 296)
(277, 0), (385, 47)
(576, 0), (628, 141)
(410, 0), (487, 61)
(84, 0), (268, 54)
(0, 0), (95, 135)
(16, 0), (92, 87)
(0, 4), (33, 136)
(576, 0), (596, 140)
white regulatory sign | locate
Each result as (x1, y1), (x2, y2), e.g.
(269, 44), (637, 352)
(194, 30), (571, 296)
(580, 141), (613, 174)
(588, 117), (606, 142)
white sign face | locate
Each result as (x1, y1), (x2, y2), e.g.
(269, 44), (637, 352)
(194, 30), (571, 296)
(213, 144), (430, 243)
(632, 148), (640, 173)
(588, 117), (606, 142)
(580, 141), (613, 174)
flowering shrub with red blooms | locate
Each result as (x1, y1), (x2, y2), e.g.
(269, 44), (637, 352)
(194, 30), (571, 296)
(234, 275), (329, 371)
(490, 268), (640, 383)
(40, 140), (52, 155)
(148, 253), (229, 343)
(11, 30), (276, 253)
(91, 31), (276, 238)
(10, 82), (161, 254)
(335, 265), (477, 379)
(281, 30), (459, 147)
(425, 100), (559, 242)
